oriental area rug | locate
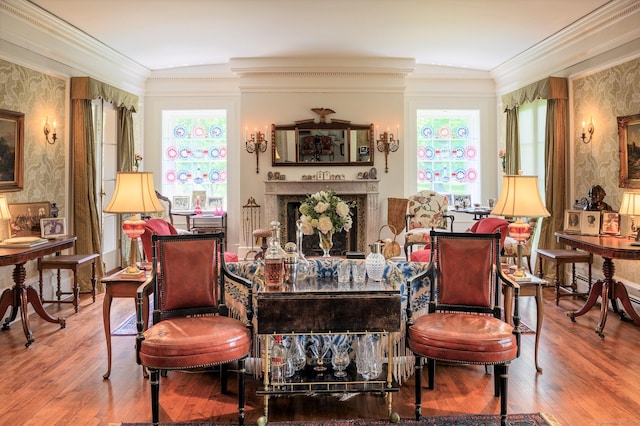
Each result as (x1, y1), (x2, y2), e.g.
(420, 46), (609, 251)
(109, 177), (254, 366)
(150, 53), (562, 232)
(120, 412), (560, 426)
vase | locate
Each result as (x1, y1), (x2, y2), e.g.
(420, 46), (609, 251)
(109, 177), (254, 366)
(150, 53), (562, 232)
(366, 242), (386, 281)
(318, 231), (333, 257)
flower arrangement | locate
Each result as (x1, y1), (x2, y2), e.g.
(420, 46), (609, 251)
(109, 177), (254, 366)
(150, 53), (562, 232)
(299, 190), (353, 235)
(498, 149), (506, 171)
(134, 153), (143, 171)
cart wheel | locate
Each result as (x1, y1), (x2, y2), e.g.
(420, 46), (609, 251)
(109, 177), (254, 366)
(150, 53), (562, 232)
(390, 412), (400, 423)
(257, 415), (268, 426)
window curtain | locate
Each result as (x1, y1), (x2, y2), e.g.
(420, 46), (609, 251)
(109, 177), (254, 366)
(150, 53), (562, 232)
(71, 77), (139, 290)
(502, 77), (568, 264)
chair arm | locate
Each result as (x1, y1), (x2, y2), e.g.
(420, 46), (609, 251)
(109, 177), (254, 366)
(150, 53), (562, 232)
(498, 268), (521, 356)
(444, 214), (455, 232)
(221, 263), (254, 326)
(135, 273), (155, 365)
(405, 262), (435, 324)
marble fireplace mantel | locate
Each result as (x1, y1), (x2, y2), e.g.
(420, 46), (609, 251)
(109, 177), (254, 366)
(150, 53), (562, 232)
(264, 180), (379, 251)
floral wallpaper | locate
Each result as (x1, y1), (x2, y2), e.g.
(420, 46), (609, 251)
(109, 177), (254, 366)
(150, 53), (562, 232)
(0, 58), (67, 294)
(573, 57), (640, 291)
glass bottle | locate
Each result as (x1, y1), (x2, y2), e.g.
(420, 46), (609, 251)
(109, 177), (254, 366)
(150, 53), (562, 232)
(283, 242), (298, 285)
(265, 221), (284, 287)
(270, 335), (286, 383)
(366, 242), (386, 281)
(295, 219), (310, 279)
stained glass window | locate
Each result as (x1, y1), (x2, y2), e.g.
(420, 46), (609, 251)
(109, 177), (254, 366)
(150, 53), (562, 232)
(161, 109), (227, 212)
(416, 109), (481, 206)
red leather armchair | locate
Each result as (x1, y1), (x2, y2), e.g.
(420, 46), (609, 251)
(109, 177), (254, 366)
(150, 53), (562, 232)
(406, 231), (520, 426)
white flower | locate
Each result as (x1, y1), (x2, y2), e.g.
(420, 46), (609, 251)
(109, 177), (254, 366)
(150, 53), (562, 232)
(315, 201), (329, 214)
(336, 201), (349, 217)
(317, 216), (333, 233)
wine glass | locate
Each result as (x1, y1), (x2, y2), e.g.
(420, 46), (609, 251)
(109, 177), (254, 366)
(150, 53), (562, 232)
(310, 335), (330, 371)
(289, 335), (307, 372)
(331, 344), (350, 377)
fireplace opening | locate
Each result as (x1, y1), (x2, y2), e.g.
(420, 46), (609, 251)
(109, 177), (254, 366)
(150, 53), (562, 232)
(285, 201), (357, 256)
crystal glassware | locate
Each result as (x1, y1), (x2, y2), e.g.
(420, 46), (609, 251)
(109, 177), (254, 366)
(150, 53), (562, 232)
(331, 344), (350, 378)
(310, 335), (330, 371)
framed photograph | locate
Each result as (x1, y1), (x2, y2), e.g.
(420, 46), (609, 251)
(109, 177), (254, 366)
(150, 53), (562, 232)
(207, 196), (223, 210)
(618, 113), (640, 188)
(191, 190), (206, 209)
(0, 109), (25, 192)
(564, 209), (582, 233)
(8, 202), (50, 237)
(40, 217), (66, 239)
(172, 195), (190, 211)
(454, 194), (471, 209)
(580, 210), (601, 236)
(601, 212), (620, 235)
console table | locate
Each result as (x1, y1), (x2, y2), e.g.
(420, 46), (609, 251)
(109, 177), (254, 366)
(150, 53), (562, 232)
(0, 236), (76, 346)
(555, 232), (640, 337)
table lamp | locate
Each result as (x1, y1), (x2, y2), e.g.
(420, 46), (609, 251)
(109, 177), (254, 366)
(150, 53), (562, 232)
(0, 196), (12, 241)
(490, 174), (550, 279)
(618, 191), (640, 245)
(103, 172), (164, 277)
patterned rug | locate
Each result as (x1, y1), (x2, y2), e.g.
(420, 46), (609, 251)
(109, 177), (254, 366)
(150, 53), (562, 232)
(120, 412), (559, 426)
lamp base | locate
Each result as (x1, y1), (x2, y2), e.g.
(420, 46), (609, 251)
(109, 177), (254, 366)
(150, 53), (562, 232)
(120, 266), (145, 278)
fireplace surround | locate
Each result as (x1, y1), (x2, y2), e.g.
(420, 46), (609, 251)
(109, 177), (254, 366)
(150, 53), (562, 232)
(264, 180), (379, 253)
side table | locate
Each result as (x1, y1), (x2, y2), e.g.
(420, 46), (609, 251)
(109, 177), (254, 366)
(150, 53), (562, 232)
(101, 269), (152, 379)
(502, 270), (548, 373)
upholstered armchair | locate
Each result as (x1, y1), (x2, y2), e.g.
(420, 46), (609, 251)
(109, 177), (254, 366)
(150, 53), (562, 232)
(406, 231), (520, 426)
(136, 232), (253, 425)
(403, 190), (454, 260)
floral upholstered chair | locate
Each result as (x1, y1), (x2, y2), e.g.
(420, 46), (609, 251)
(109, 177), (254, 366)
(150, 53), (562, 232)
(403, 190), (454, 260)
(502, 217), (538, 272)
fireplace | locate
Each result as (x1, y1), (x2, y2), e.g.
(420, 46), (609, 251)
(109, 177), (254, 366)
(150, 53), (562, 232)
(264, 180), (379, 254)
(282, 195), (363, 256)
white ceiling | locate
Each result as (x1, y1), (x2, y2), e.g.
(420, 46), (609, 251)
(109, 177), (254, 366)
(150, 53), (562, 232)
(29, 0), (612, 72)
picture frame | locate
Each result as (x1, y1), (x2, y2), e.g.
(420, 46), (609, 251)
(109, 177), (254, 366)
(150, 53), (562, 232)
(8, 202), (51, 237)
(580, 210), (601, 236)
(40, 217), (66, 239)
(601, 212), (620, 235)
(563, 209), (582, 233)
(207, 196), (223, 210)
(191, 190), (206, 209)
(172, 195), (190, 211)
(0, 109), (25, 192)
(617, 113), (640, 188)
(454, 194), (471, 209)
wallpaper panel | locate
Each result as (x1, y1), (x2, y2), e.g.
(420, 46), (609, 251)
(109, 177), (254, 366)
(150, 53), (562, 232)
(573, 57), (640, 288)
(0, 58), (67, 293)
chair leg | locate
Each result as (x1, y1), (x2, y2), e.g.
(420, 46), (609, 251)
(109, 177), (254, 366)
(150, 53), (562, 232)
(427, 358), (435, 390)
(498, 363), (509, 426)
(414, 355), (422, 420)
(149, 368), (160, 425)
(221, 363), (228, 394)
(238, 358), (246, 426)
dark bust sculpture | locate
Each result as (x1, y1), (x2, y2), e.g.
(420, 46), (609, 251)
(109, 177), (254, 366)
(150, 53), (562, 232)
(584, 184), (612, 211)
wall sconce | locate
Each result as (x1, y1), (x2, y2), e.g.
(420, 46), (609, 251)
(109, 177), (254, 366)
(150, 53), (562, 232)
(376, 127), (399, 173)
(43, 117), (58, 144)
(245, 128), (268, 173)
(581, 117), (594, 144)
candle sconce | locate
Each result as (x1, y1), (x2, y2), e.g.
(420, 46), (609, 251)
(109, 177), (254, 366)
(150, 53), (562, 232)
(376, 131), (399, 173)
(43, 117), (58, 144)
(245, 131), (268, 173)
(581, 117), (594, 144)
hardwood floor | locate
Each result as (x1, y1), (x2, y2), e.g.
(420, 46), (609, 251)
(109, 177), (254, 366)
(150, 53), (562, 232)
(1, 288), (639, 425)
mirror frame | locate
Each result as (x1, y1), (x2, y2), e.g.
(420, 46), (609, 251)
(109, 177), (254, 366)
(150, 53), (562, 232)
(271, 119), (374, 166)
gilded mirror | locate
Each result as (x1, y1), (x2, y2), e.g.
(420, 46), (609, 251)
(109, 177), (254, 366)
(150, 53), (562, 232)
(271, 109), (374, 166)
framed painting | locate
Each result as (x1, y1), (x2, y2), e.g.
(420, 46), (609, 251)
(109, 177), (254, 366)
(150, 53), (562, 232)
(172, 195), (190, 211)
(580, 210), (601, 236)
(192, 190), (206, 209)
(618, 113), (640, 188)
(8, 202), (51, 237)
(601, 212), (620, 235)
(0, 109), (25, 192)
(563, 210), (582, 234)
(41, 217), (66, 238)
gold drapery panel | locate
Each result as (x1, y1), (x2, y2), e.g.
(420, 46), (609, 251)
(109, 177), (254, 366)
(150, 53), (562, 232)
(502, 77), (568, 278)
(71, 77), (138, 289)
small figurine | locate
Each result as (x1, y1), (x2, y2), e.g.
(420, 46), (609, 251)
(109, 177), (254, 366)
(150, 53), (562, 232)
(584, 184), (612, 211)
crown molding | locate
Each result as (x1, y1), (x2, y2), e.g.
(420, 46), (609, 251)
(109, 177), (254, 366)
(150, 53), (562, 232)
(491, 0), (640, 95)
(229, 57), (415, 77)
(0, 0), (149, 94)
